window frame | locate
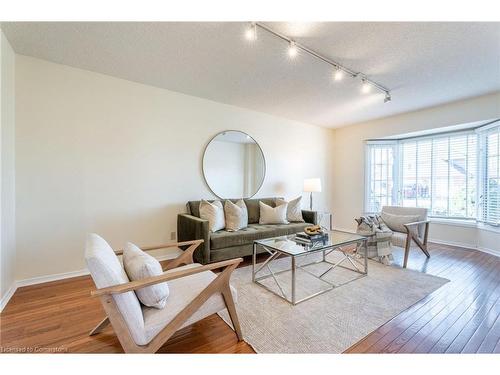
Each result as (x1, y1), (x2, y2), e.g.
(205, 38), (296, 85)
(477, 122), (500, 226)
(365, 127), (496, 222)
(364, 141), (399, 214)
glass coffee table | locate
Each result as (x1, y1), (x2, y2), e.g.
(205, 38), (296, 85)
(252, 230), (368, 305)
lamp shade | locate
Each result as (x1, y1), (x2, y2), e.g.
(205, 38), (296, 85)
(303, 178), (322, 193)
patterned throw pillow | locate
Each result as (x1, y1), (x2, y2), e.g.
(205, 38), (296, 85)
(199, 200), (225, 232)
(123, 242), (169, 309)
(259, 201), (289, 224)
(224, 199), (248, 231)
(275, 197), (304, 222)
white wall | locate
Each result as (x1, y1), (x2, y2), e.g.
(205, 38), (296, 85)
(15, 55), (334, 280)
(8, 53), (499, 287)
(0, 30), (16, 305)
(332, 92), (500, 253)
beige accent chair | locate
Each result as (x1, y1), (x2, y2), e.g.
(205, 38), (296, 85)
(85, 233), (243, 353)
(381, 206), (431, 268)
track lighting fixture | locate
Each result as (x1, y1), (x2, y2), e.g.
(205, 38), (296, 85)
(288, 41), (298, 58)
(245, 22), (257, 41)
(333, 67), (343, 81)
(361, 79), (371, 94)
(244, 22), (392, 103)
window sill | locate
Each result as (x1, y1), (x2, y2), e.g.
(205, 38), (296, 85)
(430, 218), (500, 233)
(477, 223), (500, 234)
(430, 218), (477, 228)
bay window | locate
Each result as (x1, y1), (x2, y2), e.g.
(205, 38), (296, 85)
(365, 121), (499, 224)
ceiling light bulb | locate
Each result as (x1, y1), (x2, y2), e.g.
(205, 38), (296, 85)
(288, 41), (298, 58)
(361, 79), (371, 94)
(245, 23), (257, 41)
(333, 68), (343, 81)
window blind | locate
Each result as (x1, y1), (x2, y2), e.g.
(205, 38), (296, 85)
(478, 124), (500, 225)
(399, 133), (477, 219)
(365, 143), (396, 213)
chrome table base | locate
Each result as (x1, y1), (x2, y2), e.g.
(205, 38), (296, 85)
(252, 240), (368, 305)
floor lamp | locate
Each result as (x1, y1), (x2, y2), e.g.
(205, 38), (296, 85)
(303, 178), (322, 210)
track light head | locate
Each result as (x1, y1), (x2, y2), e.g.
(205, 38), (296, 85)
(361, 79), (371, 94)
(288, 41), (298, 58)
(245, 22), (257, 41)
(333, 67), (343, 81)
(241, 22), (392, 102)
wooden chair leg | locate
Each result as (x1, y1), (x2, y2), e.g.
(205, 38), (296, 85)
(403, 234), (411, 268)
(89, 317), (110, 336)
(420, 222), (430, 258)
(420, 245), (430, 258)
(221, 286), (243, 341)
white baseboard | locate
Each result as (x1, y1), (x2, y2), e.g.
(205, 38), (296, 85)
(334, 226), (499, 258)
(476, 246), (500, 257)
(0, 251), (183, 312)
(0, 283), (18, 312)
(15, 268), (90, 289)
(428, 238), (499, 257)
(427, 238), (476, 250)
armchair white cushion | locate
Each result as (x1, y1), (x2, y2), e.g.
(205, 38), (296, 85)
(381, 206), (428, 238)
(142, 263), (237, 343)
(85, 234), (145, 345)
(380, 207), (431, 268)
(380, 212), (420, 235)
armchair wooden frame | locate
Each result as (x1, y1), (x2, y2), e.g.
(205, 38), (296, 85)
(88, 239), (243, 353)
(402, 220), (431, 268)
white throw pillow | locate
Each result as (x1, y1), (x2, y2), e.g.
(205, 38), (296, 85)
(259, 201), (289, 224)
(199, 200), (225, 232)
(380, 212), (420, 233)
(224, 199), (248, 232)
(276, 197), (304, 222)
(123, 242), (169, 309)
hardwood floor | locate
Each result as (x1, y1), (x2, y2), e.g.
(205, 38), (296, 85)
(1, 243), (499, 353)
(346, 243), (500, 353)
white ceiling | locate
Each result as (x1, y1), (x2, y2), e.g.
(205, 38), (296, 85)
(2, 22), (500, 128)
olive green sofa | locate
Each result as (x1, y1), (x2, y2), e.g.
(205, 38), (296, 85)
(177, 197), (318, 264)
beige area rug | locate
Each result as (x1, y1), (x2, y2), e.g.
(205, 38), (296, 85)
(219, 252), (449, 353)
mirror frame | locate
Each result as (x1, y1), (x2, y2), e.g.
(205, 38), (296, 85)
(202, 130), (266, 199)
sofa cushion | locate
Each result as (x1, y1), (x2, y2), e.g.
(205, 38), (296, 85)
(187, 197), (279, 223)
(210, 223), (310, 250)
(259, 201), (289, 224)
(199, 200), (225, 232)
(276, 197), (305, 222)
(224, 199), (248, 232)
(245, 198), (278, 224)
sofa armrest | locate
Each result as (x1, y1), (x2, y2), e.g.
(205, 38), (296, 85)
(302, 210), (318, 225)
(177, 214), (210, 264)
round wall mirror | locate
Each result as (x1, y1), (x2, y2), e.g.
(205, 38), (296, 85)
(202, 130), (266, 199)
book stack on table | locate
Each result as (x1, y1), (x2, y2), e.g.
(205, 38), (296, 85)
(294, 232), (329, 246)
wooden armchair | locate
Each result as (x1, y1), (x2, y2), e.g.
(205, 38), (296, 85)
(402, 220), (430, 268)
(85, 233), (243, 353)
(381, 206), (431, 268)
